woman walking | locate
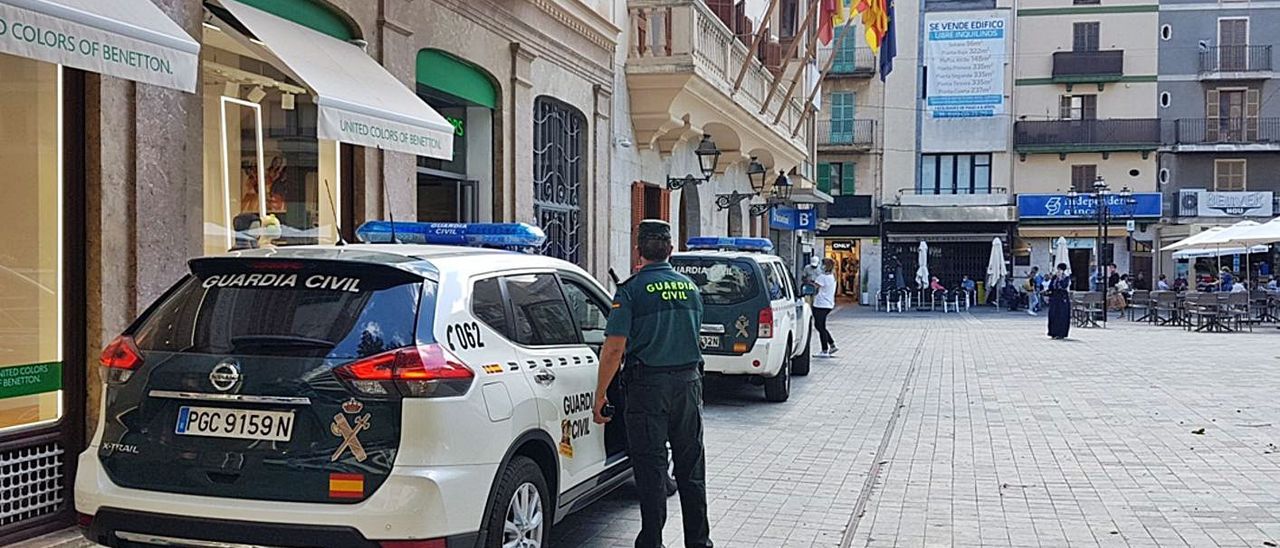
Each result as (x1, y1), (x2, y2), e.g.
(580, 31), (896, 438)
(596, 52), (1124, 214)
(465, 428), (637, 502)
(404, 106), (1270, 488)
(1047, 263), (1072, 340)
(813, 258), (839, 357)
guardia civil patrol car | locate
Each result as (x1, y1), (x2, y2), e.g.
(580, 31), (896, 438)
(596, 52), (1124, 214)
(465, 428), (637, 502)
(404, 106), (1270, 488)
(670, 237), (812, 402)
(76, 222), (635, 548)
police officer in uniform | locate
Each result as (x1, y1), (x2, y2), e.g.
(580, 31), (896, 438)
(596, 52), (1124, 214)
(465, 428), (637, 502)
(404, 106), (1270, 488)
(594, 219), (713, 548)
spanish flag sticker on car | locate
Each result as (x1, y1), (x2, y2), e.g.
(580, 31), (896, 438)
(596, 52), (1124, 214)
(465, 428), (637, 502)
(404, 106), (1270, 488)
(329, 473), (364, 499)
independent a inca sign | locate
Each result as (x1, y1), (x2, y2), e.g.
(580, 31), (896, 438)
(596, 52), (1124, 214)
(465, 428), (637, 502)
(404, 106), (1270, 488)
(0, 2), (197, 92)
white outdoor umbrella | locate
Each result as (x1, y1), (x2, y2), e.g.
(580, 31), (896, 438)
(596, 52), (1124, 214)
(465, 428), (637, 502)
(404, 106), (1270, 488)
(1222, 216), (1280, 247)
(915, 241), (930, 287)
(1053, 237), (1071, 276)
(986, 237), (1008, 297)
(1184, 220), (1261, 273)
(1172, 245), (1269, 260)
(1163, 226), (1226, 252)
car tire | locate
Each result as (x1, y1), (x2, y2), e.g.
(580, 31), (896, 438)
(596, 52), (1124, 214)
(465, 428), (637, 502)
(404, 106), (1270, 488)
(792, 329), (812, 377)
(764, 344), (791, 402)
(480, 456), (551, 548)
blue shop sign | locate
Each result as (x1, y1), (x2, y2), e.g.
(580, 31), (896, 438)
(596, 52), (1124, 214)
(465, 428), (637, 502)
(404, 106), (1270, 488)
(768, 207), (820, 231)
(1017, 193), (1162, 220)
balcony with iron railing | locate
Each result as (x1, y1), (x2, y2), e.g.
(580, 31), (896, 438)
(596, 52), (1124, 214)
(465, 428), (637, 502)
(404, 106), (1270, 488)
(1052, 50), (1124, 87)
(626, 0), (808, 159)
(825, 195), (874, 218)
(1199, 45), (1274, 80)
(826, 48), (876, 78)
(1014, 118), (1161, 155)
(1168, 118), (1280, 149)
(817, 119), (875, 150)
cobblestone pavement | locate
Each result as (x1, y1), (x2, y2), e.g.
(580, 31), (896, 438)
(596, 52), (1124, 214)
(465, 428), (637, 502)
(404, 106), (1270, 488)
(551, 307), (1280, 548)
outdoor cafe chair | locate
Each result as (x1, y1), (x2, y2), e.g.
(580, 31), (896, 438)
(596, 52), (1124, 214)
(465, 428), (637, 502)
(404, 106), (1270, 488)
(1152, 291), (1180, 326)
(1251, 290), (1278, 323)
(942, 290), (965, 313)
(1127, 290), (1152, 322)
(1226, 291), (1253, 332)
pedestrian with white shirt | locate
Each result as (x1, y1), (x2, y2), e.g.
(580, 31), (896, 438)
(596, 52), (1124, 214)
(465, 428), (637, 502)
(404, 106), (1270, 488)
(813, 258), (839, 357)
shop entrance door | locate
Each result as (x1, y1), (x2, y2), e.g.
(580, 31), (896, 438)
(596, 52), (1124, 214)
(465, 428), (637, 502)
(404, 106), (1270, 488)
(1069, 249), (1092, 291)
(418, 173), (479, 222)
(825, 240), (861, 300)
(0, 61), (86, 544)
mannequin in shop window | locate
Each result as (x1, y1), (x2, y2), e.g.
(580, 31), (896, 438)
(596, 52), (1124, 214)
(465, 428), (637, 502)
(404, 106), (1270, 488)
(240, 155), (290, 215)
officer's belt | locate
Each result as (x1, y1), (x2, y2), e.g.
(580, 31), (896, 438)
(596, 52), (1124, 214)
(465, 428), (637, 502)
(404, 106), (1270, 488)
(625, 360), (700, 375)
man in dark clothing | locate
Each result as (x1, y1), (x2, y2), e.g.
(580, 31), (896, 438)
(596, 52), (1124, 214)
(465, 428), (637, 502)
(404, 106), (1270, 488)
(594, 220), (712, 548)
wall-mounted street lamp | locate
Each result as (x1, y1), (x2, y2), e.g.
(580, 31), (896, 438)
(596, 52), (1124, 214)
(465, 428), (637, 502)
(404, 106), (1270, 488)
(667, 134), (722, 190)
(714, 157), (768, 211)
(748, 171), (796, 217)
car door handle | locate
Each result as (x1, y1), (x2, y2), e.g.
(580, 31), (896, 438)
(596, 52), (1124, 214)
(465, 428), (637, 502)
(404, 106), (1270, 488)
(534, 369), (556, 385)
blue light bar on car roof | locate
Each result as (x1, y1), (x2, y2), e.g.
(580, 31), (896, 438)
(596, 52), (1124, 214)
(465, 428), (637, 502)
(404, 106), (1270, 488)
(732, 237), (774, 252)
(355, 221), (547, 250)
(686, 237), (736, 251)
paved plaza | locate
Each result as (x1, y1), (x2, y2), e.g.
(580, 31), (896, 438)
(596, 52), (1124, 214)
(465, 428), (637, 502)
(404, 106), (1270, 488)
(22, 306), (1280, 548)
(551, 307), (1280, 548)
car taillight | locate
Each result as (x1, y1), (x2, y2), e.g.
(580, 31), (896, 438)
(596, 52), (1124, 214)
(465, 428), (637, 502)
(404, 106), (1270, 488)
(758, 307), (774, 338)
(334, 344), (474, 398)
(100, 335), (142, 384)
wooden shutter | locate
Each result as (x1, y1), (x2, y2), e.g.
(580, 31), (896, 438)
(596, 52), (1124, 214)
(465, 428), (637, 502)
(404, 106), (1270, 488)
(659, 187), (672, 221)
(842, 162), (856, 194)
(1247, 88), (1260, 141)
(817, 162), (831, 193)
(1206, 89), (1221, 142)
(631, 182), (645, 270)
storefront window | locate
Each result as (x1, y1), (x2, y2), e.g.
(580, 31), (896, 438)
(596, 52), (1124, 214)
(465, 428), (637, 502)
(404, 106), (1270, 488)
(0, 53), (62, 433)
(201, 17), (339, 255)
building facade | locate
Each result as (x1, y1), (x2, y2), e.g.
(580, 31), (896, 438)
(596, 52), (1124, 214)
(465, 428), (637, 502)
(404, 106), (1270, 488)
(1012, 0), (1160, 289)
(1156, 0), (1280, 280)
(0, 0), (618, 542)
(609, 0), (820, 275)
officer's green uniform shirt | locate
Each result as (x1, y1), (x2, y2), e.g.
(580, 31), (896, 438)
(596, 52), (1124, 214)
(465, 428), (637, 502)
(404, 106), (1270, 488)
(605, 262), (704, 367)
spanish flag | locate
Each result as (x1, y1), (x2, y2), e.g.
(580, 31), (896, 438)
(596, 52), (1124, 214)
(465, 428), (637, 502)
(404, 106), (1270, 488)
(329, 473), (364, 499)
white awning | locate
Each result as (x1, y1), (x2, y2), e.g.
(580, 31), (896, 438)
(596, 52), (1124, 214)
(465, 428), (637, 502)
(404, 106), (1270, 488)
(220, 0), (453, 160)
(0, 0), (199, 91)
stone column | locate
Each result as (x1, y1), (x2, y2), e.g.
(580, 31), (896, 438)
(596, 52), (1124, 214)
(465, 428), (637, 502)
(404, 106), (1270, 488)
(510, 43), (536, 224)
(377, 1), (418, 222)
(591, 84), (612, 279)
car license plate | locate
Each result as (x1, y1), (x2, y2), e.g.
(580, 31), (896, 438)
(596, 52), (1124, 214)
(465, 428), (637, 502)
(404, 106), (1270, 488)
(175, 406), (295, 442)
(699, 335), (721, 349)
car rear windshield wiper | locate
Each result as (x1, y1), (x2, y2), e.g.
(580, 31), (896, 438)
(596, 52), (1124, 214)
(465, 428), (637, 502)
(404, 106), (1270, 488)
(229, 335), (336, 351)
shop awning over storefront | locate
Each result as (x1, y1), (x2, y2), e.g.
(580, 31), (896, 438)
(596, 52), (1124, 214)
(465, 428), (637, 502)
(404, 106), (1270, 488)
(0, 0), (199, 91)
(220, 0), (454, 160)
(1018, 226), (1131, 239)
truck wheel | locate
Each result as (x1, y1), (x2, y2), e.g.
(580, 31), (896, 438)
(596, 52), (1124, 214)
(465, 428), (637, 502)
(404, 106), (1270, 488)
(480, 456), (550, 548)
(792, 330), (812, 377)
(764, 346), (791, 402)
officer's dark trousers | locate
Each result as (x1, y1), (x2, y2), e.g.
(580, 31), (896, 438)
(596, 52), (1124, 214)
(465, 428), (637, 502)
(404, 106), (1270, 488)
(624, 366), (712, 548)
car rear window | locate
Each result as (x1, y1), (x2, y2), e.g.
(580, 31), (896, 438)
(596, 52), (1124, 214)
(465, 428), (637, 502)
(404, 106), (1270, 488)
(671, 257), (760, 306)
(133, 264), (429, 359)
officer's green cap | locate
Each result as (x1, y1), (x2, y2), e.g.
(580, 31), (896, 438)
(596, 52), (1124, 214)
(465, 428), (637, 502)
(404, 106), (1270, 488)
(637, 219), (672, 241)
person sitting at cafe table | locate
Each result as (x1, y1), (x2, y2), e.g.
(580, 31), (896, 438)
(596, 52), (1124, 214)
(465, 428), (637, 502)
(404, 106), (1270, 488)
(1157, 274), (1170, 291)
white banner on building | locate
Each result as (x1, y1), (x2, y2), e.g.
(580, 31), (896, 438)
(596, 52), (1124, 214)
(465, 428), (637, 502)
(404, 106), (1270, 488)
(0, 0), (199, 92)
(924, 11), (1008, 119)
(1179, 190), (1275, 218)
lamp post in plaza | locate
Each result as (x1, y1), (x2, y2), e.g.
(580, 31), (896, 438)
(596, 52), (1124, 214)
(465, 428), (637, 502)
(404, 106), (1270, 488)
(1068, 175), (1137, 290)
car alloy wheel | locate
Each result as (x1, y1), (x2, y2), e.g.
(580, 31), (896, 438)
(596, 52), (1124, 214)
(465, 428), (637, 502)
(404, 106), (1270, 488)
(503, 482), (544, 548)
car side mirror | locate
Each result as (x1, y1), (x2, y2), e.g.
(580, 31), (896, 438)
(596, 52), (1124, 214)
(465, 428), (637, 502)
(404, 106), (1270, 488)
(583, 329), (606, 346)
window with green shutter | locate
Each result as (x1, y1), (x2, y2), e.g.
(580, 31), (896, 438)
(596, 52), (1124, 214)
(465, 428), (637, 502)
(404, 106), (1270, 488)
(841, 162), (856, 194)
(817, 162), (832, 193)
(832, 26), (858, 73)
(829, 92), (855, 145)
